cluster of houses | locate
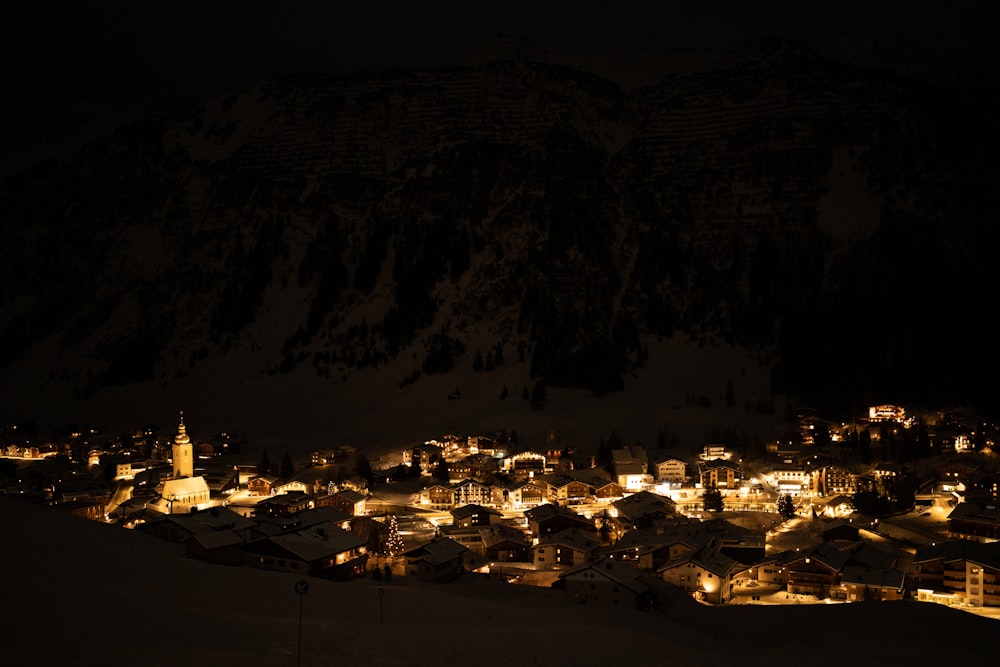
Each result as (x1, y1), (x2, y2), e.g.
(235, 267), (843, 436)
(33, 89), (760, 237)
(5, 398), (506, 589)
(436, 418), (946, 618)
(7, 405), (1000, 612)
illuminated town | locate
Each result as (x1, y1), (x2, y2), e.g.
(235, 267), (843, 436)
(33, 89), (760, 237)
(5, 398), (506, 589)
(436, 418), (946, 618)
(4, 402), (1000, 616)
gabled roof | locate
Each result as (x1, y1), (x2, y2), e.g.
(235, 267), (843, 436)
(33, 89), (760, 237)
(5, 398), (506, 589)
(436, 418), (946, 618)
(700, 459), (741, 472)
(267, 522), (365, 561)
(535, 473), (586, 490)
(294, 506), (352, 528)
(187, 530), (243, 550)
(170, 506), (256, 533)
(403, 537), (469, 565)
(841, 566), (905, 590)
(451, 503), (502, 520)
(557, 557), (650, 595)
(913, 539), (1000, 569)
(249, 475), (279, 485)
(334, 489), (366, 503)
(657, 546), (741, 578)
(948, 501), (1000, 525)
(783, 543), (852, 571)
(479, 523), (529, 549)
(612, 491), (676, 520)
(848, 541), (896, 570)
(600, 525), (714, 556)
(534, 527), (600, 552)
(524, 503), (589, 523)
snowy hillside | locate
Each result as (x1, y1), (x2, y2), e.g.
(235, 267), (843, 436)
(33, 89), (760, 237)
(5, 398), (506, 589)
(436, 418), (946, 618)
(4, 496), (999, 666)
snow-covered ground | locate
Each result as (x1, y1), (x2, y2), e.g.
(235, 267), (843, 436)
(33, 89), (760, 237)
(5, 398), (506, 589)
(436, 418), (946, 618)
(4, 496), (999, 667)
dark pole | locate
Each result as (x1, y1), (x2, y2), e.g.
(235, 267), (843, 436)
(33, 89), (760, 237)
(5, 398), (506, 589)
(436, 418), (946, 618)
(294, 579), (309, 666)
(297, 594), (303, 667)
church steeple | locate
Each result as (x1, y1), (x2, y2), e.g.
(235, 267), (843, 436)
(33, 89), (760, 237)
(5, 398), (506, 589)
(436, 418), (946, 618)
(172, 410), (193, 479)
(175, 410), (190, 446)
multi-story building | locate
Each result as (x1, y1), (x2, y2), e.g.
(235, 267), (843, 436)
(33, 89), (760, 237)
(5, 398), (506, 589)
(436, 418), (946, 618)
(913, 540), (1000, 607)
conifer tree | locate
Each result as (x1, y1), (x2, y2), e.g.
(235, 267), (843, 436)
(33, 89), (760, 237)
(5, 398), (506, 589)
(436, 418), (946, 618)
(384, 514), (405, 556)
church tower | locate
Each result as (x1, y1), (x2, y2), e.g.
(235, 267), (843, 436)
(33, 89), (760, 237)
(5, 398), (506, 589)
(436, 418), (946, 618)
(172, 411), (194, 479)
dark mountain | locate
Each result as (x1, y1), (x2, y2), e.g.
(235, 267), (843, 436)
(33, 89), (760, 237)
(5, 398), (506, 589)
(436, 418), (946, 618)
(2, 38), (998, 418)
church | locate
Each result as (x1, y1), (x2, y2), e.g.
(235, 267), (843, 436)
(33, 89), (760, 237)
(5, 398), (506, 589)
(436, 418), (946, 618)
(146, 412), (212, 514)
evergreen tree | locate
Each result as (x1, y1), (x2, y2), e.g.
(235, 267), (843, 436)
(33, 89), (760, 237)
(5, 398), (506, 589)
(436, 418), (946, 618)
(384, 514), (405, 556)
(356, 454), (374, 486)
(259, 448), (272, 476)
(432, 460), (450, 483)
(280, 451), (294, 478)
(499, 385), (509, 400)
(494, 342), (504, 366)
(472, 349), (484, 372)
(703, 485), (724, 512)
(777, 494), (796, 518)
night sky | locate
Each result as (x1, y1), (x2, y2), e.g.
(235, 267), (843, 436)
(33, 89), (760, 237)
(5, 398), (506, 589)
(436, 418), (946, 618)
(2, 1), (997, 158)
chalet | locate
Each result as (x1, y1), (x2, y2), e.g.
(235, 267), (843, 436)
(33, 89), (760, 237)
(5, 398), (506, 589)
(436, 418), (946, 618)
(199, 466), (240, 498)
(810, 494), (853, 518)
(138, 506), (256, 545)
(439, 524), (490, 553)
(948, 502), (1000, 542)
(537, 474), (593, 503)
(701, 444), (728, 461)
(699, 459), (742, 490)
(783, 543), (851, 597)
(913, 540), (1000, 607)
(845, 541), (896, 571)
(524, 504), (595, 538)
(247, 475), (279, 496)
(939, 458), (983, 489)
(273, 479), (310, 496)
(593, 480), (625, 500)
(452, 479), (497, 507)
(403, 443), (443, 474)
(612, 446), (653, 491)
(556, 558), (656, 609)
(819, 519), (861, 543)
(447, 453), (499, 483)
(699, 517), (766, 564)
(768, 464), (808, 496)
(294, 506), (354, 532)
(254, 491), (314, 518)
(658, 547), (742, 604)
(507, 480), (546, 509)
(840, 566), (907, 601)
(533, 528), (600, 569)
(810, 464), (856, 496)
(419, 484), (455, 510)
(612, 491), (676, 528)
(502, 451), (548, 477)
(184, 529), (245, 566)
(403, 537), (476, 583)
(480, 524), (530, 562)
(242, 521), (368, 579)
(450, 504), (503, 528)
(654, 457), (687, 484)
(600, 525), (714, 572)
(316, 489), (367, 516)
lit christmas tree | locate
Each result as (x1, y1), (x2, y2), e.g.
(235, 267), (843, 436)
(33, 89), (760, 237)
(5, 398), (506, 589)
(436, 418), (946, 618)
(384, 514), (405, 556)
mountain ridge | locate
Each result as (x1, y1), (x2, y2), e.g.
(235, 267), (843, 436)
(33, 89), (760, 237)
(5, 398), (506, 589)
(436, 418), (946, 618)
(2, 37), (998, 433)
